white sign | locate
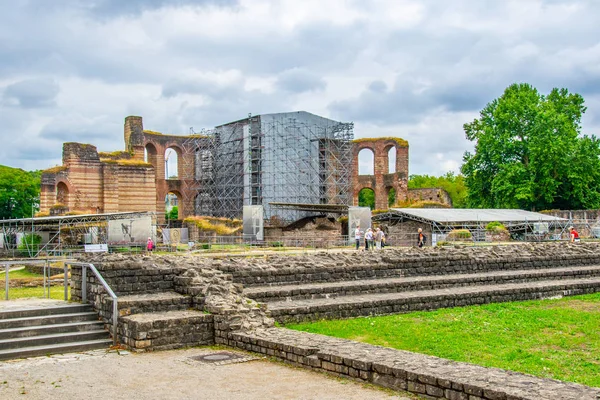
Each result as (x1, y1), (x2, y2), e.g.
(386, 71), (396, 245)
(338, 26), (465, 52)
(84, 244), (108, 253)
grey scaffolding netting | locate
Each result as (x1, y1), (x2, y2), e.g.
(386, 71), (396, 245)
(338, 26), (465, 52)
(181, 113), (354, 222)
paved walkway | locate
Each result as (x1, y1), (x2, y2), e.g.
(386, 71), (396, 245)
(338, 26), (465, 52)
(0, 347), (413, 400)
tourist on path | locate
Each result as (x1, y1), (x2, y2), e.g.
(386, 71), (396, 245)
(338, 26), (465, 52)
(365, 228), (374, 250)
(147, 237), (154, 252)
(354, 225), (362, 250)
(417, 228), (425, 248)
(375, 227), (383, 250)
(569, 227), (580, 243)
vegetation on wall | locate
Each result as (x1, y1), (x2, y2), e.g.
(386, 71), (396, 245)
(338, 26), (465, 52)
(184, 216), (242, 235)
(0, 165), (40, 219)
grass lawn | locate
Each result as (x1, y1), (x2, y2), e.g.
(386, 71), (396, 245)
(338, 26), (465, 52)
(0, 285), (70, 301)
(2, 268), (45, 279)
(288, 293), (600, 387)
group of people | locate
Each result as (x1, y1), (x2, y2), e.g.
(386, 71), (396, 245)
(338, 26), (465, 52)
(354, 225), (386, 250)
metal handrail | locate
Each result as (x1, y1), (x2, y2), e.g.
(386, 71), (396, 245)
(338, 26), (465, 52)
(66, 262), (118, 346)
(3, 259), (75, 301)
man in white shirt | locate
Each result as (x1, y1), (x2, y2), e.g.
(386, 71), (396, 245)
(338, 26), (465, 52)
(354, 225), (362, 250)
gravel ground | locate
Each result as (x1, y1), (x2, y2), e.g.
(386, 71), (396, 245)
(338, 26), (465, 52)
(0, 347), (414, 400)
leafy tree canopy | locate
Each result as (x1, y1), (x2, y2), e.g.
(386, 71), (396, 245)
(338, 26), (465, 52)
(0, 165), (40, 219)
(166, 206), (179, 220)
(358, 188), (375, 209)
(461, 83), (600, 210)
(408, 172), (468, 208)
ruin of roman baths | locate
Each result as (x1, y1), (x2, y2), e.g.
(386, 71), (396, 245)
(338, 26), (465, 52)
(0, 111), (598, 400)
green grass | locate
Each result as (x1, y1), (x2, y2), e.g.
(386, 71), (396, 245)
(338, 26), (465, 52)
(2, 269), (45, 279)
(288, 293), (600, 387)
(0, 286), (70, 301)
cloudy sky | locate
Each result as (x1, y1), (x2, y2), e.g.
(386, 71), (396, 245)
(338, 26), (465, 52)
(2, 0), (600, 176)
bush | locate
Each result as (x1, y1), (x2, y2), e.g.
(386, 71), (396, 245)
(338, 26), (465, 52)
(18, 234), (42, 256)
(485, 221), (506, 232)
(447, 229), (472, 240)
(270, 241), (284, 247)
(201, 243), (211, 249)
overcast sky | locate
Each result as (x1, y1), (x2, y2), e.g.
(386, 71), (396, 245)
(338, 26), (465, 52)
(2, 0), (599, 176)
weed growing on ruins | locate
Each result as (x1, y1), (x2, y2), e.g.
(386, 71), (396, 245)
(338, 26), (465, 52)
(288, 293), (600, 387)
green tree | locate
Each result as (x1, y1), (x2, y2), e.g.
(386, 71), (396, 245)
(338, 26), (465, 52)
(0, 165), (40, 219)
(166, 206), (179, 220)
(358, 188), (375, 209)
(388, 188), (396, 207)
(408, 172), (468, 208)
(461, 83), (600, 210)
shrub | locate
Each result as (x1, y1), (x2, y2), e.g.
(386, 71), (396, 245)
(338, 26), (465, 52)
(485, 221), (506, 232)
(447, 229), (472, 240)
(271, 241), (284, 247)
(18, 234), (42, 256)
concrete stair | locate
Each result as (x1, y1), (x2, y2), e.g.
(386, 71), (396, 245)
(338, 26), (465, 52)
(0, 303), (111, 360)
(242, 265), (600, 324)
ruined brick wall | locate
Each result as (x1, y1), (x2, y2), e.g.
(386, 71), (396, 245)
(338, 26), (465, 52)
(127, 116), (210, 223)
(39, 140), (157, 215)
(407, 188), (452, 207)
(351, 138), (409, 210)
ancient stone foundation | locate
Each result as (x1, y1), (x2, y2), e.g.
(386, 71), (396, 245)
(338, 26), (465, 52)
(72, 243), (600, 400)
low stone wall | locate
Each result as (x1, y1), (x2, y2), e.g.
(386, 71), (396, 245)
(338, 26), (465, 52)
(25, 265), (63, 276)
(269, 279), (600, 324)
(119, 310), (214, 351)
(212, 243), (600, 287)
(225, 328), (598, 400)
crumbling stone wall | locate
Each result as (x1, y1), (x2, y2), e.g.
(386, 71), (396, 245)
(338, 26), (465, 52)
(407, 187), (452, 207)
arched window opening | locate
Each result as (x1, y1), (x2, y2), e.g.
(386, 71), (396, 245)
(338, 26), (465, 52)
(145, 143), (158, 168)
(358, 148), (375, 175)
(388, 147), (396, 173)
(165, 147), (179, 179)
(165, 191), (181, 221)
(388, 187), (396, 208)
(56, 182), (69, 206)
(358, 188), (375, 209)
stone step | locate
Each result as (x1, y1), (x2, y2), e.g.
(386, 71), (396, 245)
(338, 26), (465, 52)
(119, 310), (214, 352)
(103, 292), (192, 316)
(231, 258), (600, 288)
(267, 277), (600, 323)
(245, 266), (600, 302)
(0, 320), (105, 340)
(0, 312), (100, 329)
(0, 303), (93, 320)
(0, 339), (113, 361)
(0, 330), (109, 350)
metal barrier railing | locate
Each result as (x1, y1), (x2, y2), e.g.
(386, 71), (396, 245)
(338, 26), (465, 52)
(2, 259), (75, 301)
(66, 262), (118, 346)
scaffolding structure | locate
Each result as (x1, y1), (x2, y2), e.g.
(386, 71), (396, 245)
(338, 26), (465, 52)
(180, 112), (354, 222)
(0, 212), (153, 257)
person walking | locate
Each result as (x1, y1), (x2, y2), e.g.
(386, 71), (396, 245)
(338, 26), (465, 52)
(365, 228), (374, 251)
(147, 237), (154, 252)
(375, 227), (383, 250)
(417, 228), (426, 248)
(354, 225), (362, 250)
(569, 226), (580, 243)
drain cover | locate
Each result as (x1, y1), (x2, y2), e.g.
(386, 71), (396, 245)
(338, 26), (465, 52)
(189, 351), (260, 366)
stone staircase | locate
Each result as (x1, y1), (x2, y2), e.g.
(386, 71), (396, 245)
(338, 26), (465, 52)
(241, 259), (600, 324)
(0, 303), (112, 360)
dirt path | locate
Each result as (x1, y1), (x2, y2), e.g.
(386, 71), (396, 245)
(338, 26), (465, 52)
(0, 347), (414, 399)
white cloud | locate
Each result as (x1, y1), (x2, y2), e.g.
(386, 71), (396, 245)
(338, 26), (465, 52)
(0, 0), (599, 177)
